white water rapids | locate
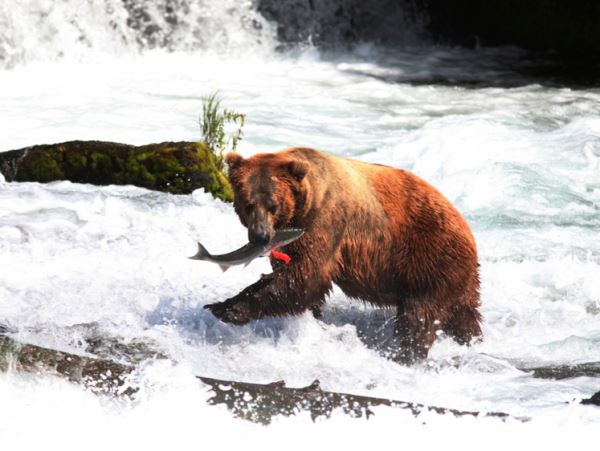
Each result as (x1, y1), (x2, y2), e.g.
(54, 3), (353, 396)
(1, 0), (599, 447)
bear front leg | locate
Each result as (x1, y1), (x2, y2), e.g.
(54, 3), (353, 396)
(206, 231), (342, 325)
(207, 257), (336, 325)
(253, 259), (335, 318)
(204, 273), (273, 325)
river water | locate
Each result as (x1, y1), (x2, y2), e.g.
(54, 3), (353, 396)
(1, 0), (599, 447)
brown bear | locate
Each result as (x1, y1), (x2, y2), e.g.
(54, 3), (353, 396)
(205, 147), (482, 363)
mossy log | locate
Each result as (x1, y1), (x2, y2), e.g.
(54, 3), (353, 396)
(0, 332), (523, 423)
(0, 140), (232, 201)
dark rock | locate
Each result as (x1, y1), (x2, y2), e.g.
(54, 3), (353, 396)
(257, 0), (423, 47)
(419, 0), (600, 56)
(522, 362), (600, 380)
(258, 0), (600, 56)
(0, 140), (233, 201)
(581, 391), (600, 406)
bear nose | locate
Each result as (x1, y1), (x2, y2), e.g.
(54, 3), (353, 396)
(248, 228), (270, 244)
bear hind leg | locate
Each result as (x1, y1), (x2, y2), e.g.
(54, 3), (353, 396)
(442, 306), (482, 346)
(393, 301), (439, 365)
(310, 304), (323, 320)
(443, 272), (483, 345)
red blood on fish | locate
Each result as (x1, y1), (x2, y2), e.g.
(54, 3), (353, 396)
(270, 250), (291, 265)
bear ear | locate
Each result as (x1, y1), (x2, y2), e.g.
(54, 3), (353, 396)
(285, 160), (309, 182)
(225, 152), (244, 169)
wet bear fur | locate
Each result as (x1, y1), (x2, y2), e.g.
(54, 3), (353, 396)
(205, 147), (482, 363)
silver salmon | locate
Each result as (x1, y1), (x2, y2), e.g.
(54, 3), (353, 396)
(189, 228), (304, 272)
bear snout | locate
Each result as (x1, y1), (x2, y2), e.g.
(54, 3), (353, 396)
(247, 206), (275, 244)
(248, 228), (270, 244)
(248, 222), (273, 244)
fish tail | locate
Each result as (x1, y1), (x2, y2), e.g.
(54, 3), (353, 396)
(189, 242), (211, 260)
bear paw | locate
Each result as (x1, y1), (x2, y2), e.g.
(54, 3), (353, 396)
(204, 299), (256, 325)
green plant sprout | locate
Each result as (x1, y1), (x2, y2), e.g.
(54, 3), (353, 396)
(199, 92), (245, 171)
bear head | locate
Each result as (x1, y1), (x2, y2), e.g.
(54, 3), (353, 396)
(225, 152), (309, 244)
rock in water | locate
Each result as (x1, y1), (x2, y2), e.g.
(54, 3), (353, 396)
(0, 140), (233, 200)
(581, 391), (600, 406)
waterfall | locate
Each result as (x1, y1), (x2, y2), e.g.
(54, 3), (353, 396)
(0, 0), (426, 68)
(0, 0), (278, 68)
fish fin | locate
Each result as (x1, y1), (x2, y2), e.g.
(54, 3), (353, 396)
(219, 264), (230, 272)
(189, 242), (211, 260)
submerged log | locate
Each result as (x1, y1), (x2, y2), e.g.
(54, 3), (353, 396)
(0, 332), (523, 423)
(0, 140), (233, 201)
(0, 334), (137, 396)
(522, 362), (600, 380)
(197, 376), (522, 424)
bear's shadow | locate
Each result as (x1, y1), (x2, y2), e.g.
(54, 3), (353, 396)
(318, 304), (400, 359)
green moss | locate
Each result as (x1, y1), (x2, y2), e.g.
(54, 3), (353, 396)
(64, 151), (88, 170)
(215, 170), (234, 201)
(111, 151), (127, 173)
(139, 166), (157, 186)
(123, 152), (156, 187)
(189, 141), (233, 201)
(89, 152), (114, 182)
(17, 150), (65, 182)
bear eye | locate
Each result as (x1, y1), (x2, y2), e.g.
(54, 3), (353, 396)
(267, 204), (277, 214)
(245, 204), (254, 215)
